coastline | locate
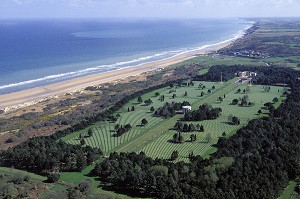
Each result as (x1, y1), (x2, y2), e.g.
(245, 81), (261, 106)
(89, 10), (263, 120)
(0, 24), (252, 112)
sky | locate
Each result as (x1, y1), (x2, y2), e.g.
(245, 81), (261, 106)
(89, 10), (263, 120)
(0, 0), (300, 19)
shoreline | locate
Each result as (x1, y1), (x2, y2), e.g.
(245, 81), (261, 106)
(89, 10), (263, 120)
(0, 24), (252, 112)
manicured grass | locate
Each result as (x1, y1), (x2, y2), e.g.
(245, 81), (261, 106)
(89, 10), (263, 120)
(62, 79), (285, 162)
(138, 84), (285, 162)
(58, 158), (133, 199)
(280, 181), (297, 199)
(62, 81), (225, 154)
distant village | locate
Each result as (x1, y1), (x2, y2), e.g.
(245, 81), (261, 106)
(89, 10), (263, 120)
(231, 50), (270, 59)
(236, 71), (257, 84)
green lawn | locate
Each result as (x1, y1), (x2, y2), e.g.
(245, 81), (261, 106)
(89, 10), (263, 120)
(62, 80), (285, 162)
(138, 84), (285, 162)
(62, 81), (225, 154)
(280, 181), (297, 199)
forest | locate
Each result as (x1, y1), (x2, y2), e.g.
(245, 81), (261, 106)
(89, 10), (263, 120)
(0, 137), (102, 174)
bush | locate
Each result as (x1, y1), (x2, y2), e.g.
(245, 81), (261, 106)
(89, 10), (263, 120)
(47, 173), (60, 183)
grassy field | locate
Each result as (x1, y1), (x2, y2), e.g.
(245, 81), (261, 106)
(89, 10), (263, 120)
(62, 81), (225, 154)
(173, 54), (263, 67)
(280, 181), (298, 199)
(0, 166), (47, 181)
(139, 84), (285, 162)
(62, 80), (285, 163)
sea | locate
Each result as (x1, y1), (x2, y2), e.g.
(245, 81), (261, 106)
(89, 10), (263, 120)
(0, 18), (252, 94)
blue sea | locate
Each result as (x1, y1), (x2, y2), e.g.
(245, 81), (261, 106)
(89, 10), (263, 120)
(0, 18), (252, 94)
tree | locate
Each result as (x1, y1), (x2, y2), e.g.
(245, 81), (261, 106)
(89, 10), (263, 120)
(218, 97), (223, 102)
(264, 102), (273, 109)
(208, 89), (211, 94)
(80, 139), (85, 146)
(237, 88), (241, 93)
(77, 180), (92, 195)
(273, 97), (279, 103)
(232, 116), (240, 125)
(240, 98), (248, 106)
(212, 85), (216, 90)
(131, 106), (135, 111)
(79, 133), (84, 139)
(155, 92), (160, 97)
(137, 96), (143, 103)
(228, 114), (233, 123)
(173, 133), (179, 143)
(190, 134), (197, 142)
(115, 124), (120, 130)
(141, 118), (148, 126)
(170, 150), (179, 161)
(222, 132), (227, 137)
(150, 106), (155, 112)
(172, 94), (176, 99)
(184, 91), (188, 96)
(200, 91), (205, 97)
(205, 133), (212, 143)
(47, 173), (60, 183)
(127, 107), (130, 112)
(76, 151), (87, 171)
(178, 134), (184, 143)
(88, 128), (93, 137)
(196, 124), (201, 131)
(172, 131), (184, 143)
(124, 124), (132, 131)
(258, 109), (262, 114)
(200, 125), (204, 132)
(144, 99), (153, 105)
(174, 122), (183, 131)
(232, 99), (239, 105)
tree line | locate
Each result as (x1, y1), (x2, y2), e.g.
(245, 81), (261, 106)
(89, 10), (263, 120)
(0, 137), (102, 175)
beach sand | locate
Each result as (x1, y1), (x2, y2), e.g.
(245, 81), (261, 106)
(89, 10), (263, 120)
(0, 41), (232, 111)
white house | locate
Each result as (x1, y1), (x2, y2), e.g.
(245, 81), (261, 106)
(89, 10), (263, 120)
(182, 106), (192, 115)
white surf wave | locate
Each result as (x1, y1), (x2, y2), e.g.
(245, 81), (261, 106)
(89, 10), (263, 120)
(0, 21), (254, 92)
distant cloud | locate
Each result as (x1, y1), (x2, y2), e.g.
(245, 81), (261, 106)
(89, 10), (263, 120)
(12, 0), (35, 5)
(1, 0), (300, 18)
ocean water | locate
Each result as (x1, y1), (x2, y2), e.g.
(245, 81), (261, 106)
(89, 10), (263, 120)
(0, 18), (252, 94)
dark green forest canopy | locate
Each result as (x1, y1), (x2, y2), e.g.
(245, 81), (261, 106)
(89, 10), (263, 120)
(0, 137), (102, 173)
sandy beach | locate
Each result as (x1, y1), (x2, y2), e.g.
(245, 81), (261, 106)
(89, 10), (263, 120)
(0, 40), (232, 111)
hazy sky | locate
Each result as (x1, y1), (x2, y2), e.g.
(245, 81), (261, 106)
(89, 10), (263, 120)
(1, 0), (300, 19)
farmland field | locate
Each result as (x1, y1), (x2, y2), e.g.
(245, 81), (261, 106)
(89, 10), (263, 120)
(62, 80), (285, 162)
